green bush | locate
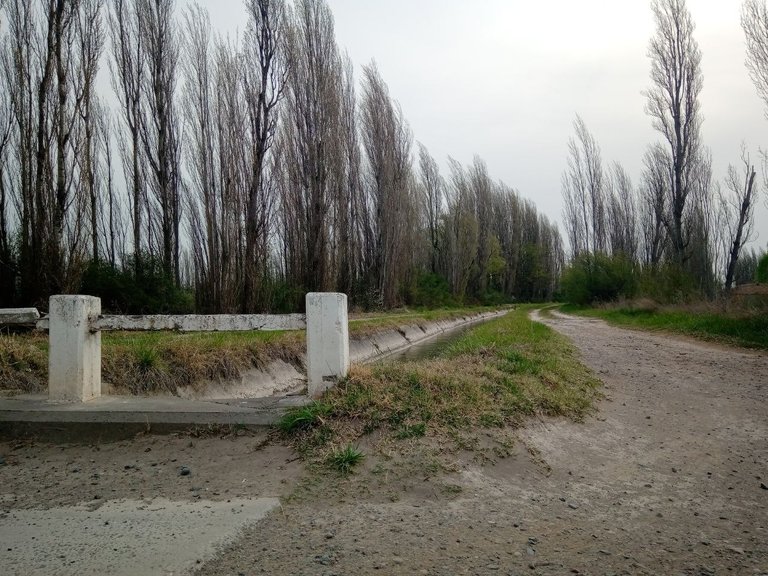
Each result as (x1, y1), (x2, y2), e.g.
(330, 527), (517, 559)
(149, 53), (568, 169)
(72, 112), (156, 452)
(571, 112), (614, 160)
(635, 261), (718, 304)
(561, 252), (636, 306)
(734, 250), (760, 286)
(0, 257), (17, 308)
(80, 255), (194, 314)
(478, 289), (509, 306)
(408, 272), (457, 308)
(266, 279), (305, 313)
(757, 253), (768, 283)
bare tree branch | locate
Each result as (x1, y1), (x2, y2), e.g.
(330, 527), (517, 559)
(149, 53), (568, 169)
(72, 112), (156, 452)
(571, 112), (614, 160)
(644, 0), (703, 267)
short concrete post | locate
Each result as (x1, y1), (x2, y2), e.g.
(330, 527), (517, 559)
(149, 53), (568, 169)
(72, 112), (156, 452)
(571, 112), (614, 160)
(48, 295), (102, 402)
(306, 293), (349, 399)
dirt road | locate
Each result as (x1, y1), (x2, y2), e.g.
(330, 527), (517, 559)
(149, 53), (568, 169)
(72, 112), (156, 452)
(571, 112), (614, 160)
(198, 311), (768, 576)
(2, 311), (767, 575)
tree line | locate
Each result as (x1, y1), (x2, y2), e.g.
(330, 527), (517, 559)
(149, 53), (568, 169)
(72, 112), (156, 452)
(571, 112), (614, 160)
(0, 0), (562, 312)
(561, 0), (768, 305)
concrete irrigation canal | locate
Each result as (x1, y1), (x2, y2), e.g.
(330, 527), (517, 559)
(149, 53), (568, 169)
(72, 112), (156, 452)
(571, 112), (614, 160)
(0, 308), (509, 431)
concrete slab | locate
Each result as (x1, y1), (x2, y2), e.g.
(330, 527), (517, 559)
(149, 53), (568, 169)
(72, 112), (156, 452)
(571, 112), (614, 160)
(0, 394), (311, 427)
(1, 497), (280, 576)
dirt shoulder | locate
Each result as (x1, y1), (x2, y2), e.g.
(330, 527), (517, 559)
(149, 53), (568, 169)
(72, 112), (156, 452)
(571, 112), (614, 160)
(2, 311), (766, 575)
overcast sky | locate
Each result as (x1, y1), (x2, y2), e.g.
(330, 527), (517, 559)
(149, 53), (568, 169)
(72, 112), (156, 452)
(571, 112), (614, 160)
(199, 0), (768, 251)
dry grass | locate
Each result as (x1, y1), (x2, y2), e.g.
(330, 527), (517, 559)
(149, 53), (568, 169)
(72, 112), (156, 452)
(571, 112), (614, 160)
(0, 307), (507, 395)
(0, 333), (48, 393)
(0, 330), (306, 395)
(101, 331), (305, 394)
(347, 306), (509, 339)
(280, 306), (601, 463)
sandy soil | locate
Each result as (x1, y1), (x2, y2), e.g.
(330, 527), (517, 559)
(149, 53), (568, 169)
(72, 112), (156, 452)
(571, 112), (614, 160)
(2, 311), (767, 575)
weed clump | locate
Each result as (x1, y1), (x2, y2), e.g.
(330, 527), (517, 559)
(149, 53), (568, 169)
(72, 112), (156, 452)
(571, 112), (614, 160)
(278, 402), (331, 433)
(327, 445), (364, 474)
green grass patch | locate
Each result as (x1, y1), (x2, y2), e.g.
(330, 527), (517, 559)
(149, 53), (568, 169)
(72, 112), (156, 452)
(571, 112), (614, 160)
(564, 303), (768, 349)
(327, 444), (365, 474)
(277, 402), (332, 433)
(286, 306), (601, 459)
(395, 422), (427, 439)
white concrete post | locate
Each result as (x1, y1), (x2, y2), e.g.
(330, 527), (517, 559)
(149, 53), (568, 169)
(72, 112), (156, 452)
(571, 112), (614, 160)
(306, 292), (349, 399)
(48, 295), (102, 402)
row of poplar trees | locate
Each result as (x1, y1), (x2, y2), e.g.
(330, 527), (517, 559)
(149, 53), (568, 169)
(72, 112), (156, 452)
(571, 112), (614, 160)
(0, 0), (562, 312)
(562, 0), (766, 301)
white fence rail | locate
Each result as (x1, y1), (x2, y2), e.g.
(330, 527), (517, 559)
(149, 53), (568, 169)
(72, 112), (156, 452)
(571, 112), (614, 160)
(0, 308), (40, 326)
(91, 313), (307, 332)
(1, 293), (349, 402)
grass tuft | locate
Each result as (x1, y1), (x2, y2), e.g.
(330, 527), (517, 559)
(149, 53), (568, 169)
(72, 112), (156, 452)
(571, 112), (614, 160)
(135, 346), (162, 372)
(395, 422), (427, 439)
(327, 444), (365, 474)
(278, 402), (332, 433)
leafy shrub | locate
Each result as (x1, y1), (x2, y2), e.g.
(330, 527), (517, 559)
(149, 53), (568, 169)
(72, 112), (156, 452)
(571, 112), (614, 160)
(561, 252), (637, 306)
(757, 253), (768, 283)
(80, 255), (193, 313)
(636, 262), (709, 304)
(266, 279), (305, 313)
(734, 250), (760, 286)
(408, 272), (457, 308)
(478, 289), (510, 306)
(0, 249), (17, 308)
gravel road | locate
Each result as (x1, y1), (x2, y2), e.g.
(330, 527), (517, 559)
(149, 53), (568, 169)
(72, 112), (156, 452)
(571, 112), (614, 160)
(198, 310), (768, 576)
(1, 311), (766, 575)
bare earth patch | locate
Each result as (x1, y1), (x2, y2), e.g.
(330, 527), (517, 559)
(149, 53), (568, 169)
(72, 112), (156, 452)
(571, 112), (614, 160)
(197, 310), (767, 576)
(2, 311), (767, 575)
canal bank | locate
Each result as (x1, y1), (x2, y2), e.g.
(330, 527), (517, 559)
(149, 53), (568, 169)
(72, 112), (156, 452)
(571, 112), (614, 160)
(176, 308), (510, 400)
(0, 309), (512, 433)
(352, 309), (509, 363)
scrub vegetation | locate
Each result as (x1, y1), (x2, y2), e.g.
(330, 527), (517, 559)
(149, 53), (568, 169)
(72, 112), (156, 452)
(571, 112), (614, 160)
(278, 307), (601, 465)
(565, 301), (768, 349)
